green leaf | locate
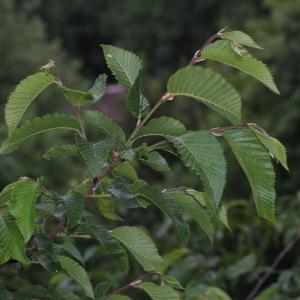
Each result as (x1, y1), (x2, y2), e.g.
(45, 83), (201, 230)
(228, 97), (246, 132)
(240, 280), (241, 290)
(64, 193), (84, 229)
(186, 285), (231, 300)
(169, 191), (214, 243)
(111, 226), (163, 271)
(113, 161), (138, 182)
(0, 181), (21, 206)
(109, 295), (132, 300)
(101, 44), (142, 87)
(223, 128), (276, 222)
(0, 209), (28, 265)
(76, 136), (112, 177)
(136, 117), (186, 140)
(202, 40), (279, 94)
(82, 223), (124, 254)
(167, 66), (241, 124)
(84, 110), (126, 142)
(9, 178), (41, 242)
(163, 275), (184, 290)
(227, 254), (256, 279)
(0, 114), (81, 154)
(60, 86), (93, 106)
(221, 30), (262, 49)
(43, 144), (78, 160)
(127, 72), (150, 118)
(95, 282), (113, 298)
(171, 131), (226, 206)
(94, 194), (123, 221)
(135, 186), (190, 245)
(54, 242), (85, 265)
(57, 255), (95, 299)
(89, 74), (107, 102)
(139, 282), (180, 300)
(160, 248), (189, 272)
(140, 151), (170, 172)
(5, 72), (55, 134)
(249, 127), (288, 171)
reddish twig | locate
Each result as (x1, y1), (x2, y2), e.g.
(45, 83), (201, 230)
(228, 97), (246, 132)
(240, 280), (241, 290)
(48, 218), (66, 238)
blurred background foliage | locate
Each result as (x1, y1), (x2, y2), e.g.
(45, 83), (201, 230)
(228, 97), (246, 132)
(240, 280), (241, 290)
(0, 0), (300, 298)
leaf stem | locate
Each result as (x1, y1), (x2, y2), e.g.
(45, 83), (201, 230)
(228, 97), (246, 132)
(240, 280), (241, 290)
(74, 106), (87, 139)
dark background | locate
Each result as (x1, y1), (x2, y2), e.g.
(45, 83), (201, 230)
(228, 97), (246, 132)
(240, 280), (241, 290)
(0, 0), (300, 299)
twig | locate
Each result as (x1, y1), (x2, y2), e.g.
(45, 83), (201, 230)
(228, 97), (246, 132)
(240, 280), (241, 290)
(246, 233), (300, 300)
(104, 272), (162, 299)
(48, 218), (66, 238)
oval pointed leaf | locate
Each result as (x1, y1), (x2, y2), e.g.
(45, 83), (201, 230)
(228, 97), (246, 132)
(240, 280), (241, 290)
(139, 282), (180, 300)
(223, 128), (276, 222)
(171, 131), (226, 206)
(0, 209), (28, 265)
(136, 117), (186, 140)
(1, 114), (81, 154)
(43, 144), (78, 160)
(140, 151), (170, 172)
(10, 179), (41, 242)
(101, 44), (142, 87)
(5, 72), (55, 134)
(84, 110), (126, 142)
(60, 86), (93, 106)
(202, 40), (279, 94)
(57, 255), (95, 299)
(89, 74), (107, 102)
(167, 66), (241, 124)
(111, 226), (163, 271)
(221, 30), (262, 49)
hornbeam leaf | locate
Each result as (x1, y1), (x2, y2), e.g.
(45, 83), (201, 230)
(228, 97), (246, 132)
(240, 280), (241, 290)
(169, 191), (214, 243)
(5, 72), (55, 134)
(136, 186), (190, 245)
(76, 136), (112, 178)
(101, 44), (142, 87)
(127, 72), (150, 118)
(57, 255), (95, 299)
(171, 131), (226, 206)
(60, 86), (93, 106)
(84, 110), (126, 142)
(140, 151), (170, 172)
(0, 114), (81, 154)
(89, 74), (107, 102)
(111, 226), (163, 271)
(167, 66), (241, 124)
(221, 30), (263, 49)
(249, 127), (288, 171)
(139, 282), (180, 300)
(109, 295), (132, 300)
(10, 179), (41, 242)
(136, 117), (186, 140)
(0, 209), (29, 265)
(223, 128), (276, 222)
(202, 40), (279, 94)
(43, 144), (78, 160)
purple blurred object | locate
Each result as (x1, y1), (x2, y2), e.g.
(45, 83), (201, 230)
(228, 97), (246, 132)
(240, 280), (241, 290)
(92, 84), (126, 123)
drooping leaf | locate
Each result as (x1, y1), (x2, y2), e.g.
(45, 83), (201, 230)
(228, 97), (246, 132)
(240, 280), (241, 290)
(169, 191), (214, 243)
(109, 295), (132, 300)
(84, 110), (126, 142)
(0, 181), (21, 206)
(163, 275), (184, 290)
(113, 161), (138, 182)
(159, 248), (189, 272)
(111, 226), (163, 271)
(139, 282), (180, 300)
(171, 131), (226, 206)
(5, 72), (55, 134)
(89, 74), (107, 102)
(0, 209), (28, 264)
(76, 136), (112, 178)
(94, 194), (123, 221)
(227, 254), (256, 279)
(63, 193), (84, 229)
(107, 177), (139, 208)
(60, 86), (93, 106)
(57, 255), (95, 299)
(186, 285), (231, 300)
(9, 178), (41, 242)
(249, 127), (288, 171)
(95, 282), (113, 298)
(140, 151), (170, 172)
(135, 186), (190, 245)
(82, 223), (124, 254)
(202, 40), (279, 94)
(54, 242), (85, 265)
(0, 114), (81, 154)
(127, 72), (150, 118)
(167, 66), (241, 124)
(101, 44), (142, 87)
(221, 30), (262, 49)
(136, 117), (186, 140)
(223, 128), (276, 222)
(43, 144), (78, 160)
